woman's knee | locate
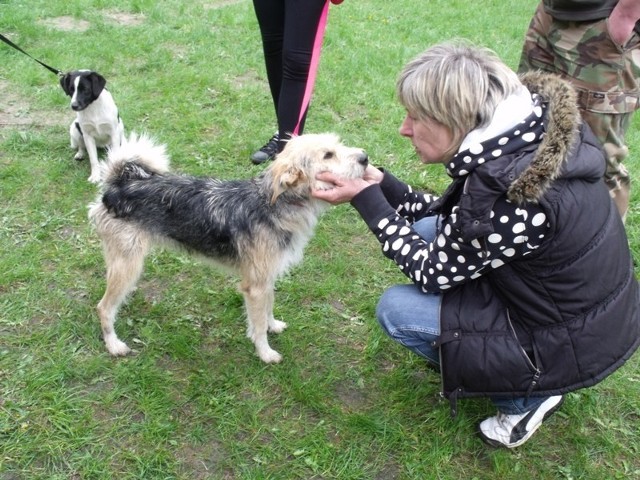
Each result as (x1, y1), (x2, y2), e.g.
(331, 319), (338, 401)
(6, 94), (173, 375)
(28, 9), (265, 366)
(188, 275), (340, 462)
(375, 285), (441, 364)
(376, 284), (440, 333)
(375, 285), (405, 334)
(282, 49), (312, 80)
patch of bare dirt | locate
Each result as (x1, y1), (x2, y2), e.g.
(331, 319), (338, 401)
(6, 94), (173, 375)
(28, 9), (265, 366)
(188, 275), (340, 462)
(138, 278), (169, 305)
(176, 440), (233, 480)
(38, 16), (90, 32)
(0, 80), (65, 129)
(103, 11), (146, 27)
(232, 70), (263, 89)
(37, 11), (146, 33)
(203, 0), (246, 9)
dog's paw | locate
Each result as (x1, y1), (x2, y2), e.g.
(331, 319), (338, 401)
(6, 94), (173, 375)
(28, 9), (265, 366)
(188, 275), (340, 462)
(74, 152), (85, 161)
(105, 336), (132, 356)
(258, 347), (283, 364)
(268, 319), (287, 334)
(87, 173), (101, 184)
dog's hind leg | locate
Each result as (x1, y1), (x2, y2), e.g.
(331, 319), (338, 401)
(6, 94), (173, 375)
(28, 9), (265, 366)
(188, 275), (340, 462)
(97, 239), (147, 356)
(239, 275), (283, 364)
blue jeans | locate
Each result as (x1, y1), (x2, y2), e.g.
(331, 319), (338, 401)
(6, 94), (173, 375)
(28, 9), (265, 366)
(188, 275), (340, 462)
(375, 216), (549, 415)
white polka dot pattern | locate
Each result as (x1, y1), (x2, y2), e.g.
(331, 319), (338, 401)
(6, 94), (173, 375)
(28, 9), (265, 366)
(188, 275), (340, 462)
(376, 196), (549, 293)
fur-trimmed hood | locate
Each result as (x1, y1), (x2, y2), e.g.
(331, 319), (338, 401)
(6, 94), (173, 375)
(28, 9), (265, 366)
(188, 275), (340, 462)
(507, 71), (582, 204)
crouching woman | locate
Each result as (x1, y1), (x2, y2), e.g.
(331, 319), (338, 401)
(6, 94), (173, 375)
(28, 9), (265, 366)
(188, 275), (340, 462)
(313, 41), (640, 448)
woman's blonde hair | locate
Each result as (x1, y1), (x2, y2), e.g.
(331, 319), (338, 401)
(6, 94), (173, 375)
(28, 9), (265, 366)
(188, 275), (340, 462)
(396, 40), (523, 155)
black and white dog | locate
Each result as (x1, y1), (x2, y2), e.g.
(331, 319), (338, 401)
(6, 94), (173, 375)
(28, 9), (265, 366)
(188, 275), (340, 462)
(60, 70), (124, 184)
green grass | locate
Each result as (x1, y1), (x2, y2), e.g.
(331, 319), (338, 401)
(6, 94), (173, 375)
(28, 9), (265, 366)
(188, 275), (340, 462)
(1, 0), (640, 478)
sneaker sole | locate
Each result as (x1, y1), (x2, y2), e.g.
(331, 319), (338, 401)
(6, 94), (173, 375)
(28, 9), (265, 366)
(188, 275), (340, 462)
(477, 396), (565, 448)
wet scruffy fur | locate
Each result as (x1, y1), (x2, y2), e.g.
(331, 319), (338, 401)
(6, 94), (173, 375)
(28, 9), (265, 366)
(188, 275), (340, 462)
(88, 133), (368, 363)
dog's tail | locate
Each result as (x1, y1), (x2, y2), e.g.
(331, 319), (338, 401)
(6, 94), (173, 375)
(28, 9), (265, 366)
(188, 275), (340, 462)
(101, 132), (170, 184)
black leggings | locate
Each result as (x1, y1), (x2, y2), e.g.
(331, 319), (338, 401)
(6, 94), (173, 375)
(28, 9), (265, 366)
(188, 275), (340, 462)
(252, 0), (327, 151)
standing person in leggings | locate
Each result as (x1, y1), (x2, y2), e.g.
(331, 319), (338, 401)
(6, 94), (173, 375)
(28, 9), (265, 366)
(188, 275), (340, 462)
(312, 41), (640, 448)
(250, 0), (329, 165)
(519, 0), (640, 222)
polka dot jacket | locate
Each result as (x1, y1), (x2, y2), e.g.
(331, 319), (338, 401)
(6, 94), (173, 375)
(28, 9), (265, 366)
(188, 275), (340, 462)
(351, 97), (551, 294)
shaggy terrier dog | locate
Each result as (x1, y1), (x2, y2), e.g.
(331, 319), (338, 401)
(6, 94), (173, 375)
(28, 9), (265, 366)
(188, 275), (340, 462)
(88, 133), (368, 363)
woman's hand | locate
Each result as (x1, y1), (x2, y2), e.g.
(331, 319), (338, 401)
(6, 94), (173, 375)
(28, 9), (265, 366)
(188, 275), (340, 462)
(312, 165), (384, 205)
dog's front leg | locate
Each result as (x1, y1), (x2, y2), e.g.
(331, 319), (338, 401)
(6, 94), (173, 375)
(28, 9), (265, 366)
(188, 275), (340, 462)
(240, 280), (283, 363)
(83, 135), (102, 184)
(70, 122), (87, 160)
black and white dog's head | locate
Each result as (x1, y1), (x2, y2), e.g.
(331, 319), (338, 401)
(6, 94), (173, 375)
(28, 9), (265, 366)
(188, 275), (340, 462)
(60, 70), (107, 111)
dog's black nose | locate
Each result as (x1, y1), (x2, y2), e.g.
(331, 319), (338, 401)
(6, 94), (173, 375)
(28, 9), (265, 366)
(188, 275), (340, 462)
(358, 153), (369, 166)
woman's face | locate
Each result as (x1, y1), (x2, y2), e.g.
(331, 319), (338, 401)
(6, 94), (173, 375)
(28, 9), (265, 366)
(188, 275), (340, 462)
(399, 113), (455, 165)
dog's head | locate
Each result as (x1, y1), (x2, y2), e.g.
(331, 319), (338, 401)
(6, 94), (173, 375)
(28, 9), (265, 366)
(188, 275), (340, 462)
(60, 70), (107, 111)
(268, 133), (368, 204)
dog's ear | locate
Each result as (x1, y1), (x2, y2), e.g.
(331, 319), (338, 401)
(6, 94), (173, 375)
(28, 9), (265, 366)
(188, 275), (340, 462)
(270, 164), (308, 204)
(60, 73), (75, 96)
(89, 72), (107, 98)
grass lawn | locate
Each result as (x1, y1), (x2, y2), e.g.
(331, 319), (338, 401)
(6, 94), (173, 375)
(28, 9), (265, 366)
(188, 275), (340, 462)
(1, 0), (640, 478)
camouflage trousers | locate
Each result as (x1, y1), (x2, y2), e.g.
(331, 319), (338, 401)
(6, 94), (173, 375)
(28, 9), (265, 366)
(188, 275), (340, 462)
(519, 2), (640, 221)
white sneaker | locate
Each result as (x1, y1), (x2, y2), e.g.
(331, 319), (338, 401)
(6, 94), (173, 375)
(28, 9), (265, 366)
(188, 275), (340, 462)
(478, 395), (564, 448)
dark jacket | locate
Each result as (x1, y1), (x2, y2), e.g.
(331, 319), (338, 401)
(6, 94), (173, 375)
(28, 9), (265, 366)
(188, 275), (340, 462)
(433, 72), (639, 414)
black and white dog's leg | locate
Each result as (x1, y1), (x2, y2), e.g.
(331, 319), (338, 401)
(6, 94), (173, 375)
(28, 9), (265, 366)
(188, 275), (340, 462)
(83, 133), (102, 184)
(70, 122), (87, 161)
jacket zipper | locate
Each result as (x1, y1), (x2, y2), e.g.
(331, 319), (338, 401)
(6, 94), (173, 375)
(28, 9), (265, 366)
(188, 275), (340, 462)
(506, 309), (537, 371)
(437, 297), (445, 389)
(507, 309), (541, 398)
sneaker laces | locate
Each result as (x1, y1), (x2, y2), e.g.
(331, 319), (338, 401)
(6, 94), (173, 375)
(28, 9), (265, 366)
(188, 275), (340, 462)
(259, 133), (279, 154)
(494, 411), (511, 431)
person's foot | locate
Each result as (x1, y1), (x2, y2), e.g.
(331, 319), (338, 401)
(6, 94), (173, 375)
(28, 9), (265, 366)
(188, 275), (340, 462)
(478, 395), (564, 448)
(251, 132), (279, 164)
